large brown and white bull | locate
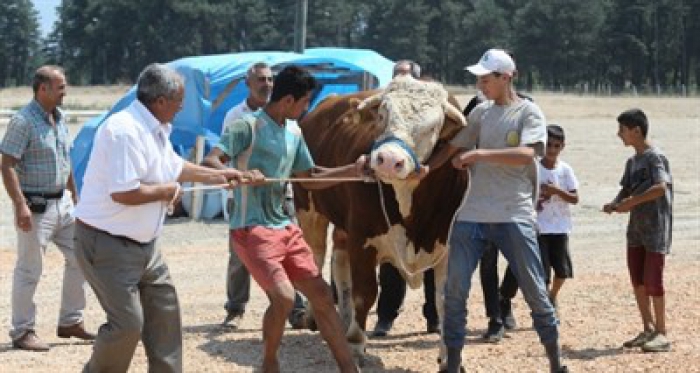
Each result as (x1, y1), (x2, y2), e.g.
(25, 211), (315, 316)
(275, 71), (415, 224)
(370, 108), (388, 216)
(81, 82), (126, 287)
(294, 76), (469, 367)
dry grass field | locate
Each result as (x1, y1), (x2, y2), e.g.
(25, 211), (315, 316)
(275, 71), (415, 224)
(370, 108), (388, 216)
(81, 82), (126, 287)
(0, 87), (698, 372)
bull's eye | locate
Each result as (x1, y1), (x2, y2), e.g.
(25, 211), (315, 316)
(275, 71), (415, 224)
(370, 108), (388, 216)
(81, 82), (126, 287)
(394, 159), (404, 171)
(377, 154), (384, 165)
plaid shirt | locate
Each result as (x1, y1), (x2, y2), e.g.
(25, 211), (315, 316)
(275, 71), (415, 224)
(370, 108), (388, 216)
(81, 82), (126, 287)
(0, 100), (71, 193)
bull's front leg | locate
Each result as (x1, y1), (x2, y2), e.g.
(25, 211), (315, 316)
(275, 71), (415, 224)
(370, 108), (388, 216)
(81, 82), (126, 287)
(332, 228), (354, 329)
(295, 209), (330, 330)
(347, 245), (379, 364)
(296, 209), (330, 270)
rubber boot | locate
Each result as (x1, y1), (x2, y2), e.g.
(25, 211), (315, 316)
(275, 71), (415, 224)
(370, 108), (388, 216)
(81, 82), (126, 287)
(544, 342), (567, 372)
(446, 347), (462, 373)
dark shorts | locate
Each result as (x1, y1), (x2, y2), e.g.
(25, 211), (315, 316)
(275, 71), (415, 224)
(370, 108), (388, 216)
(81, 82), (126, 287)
(231, 225), (319, 291)
(537, 234), (573, 283)
(627, 246), (665, 296)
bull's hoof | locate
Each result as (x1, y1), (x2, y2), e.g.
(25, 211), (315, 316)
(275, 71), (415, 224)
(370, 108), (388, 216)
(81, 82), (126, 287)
(350, 343), (366, 366)
(355, 354), (366, 368)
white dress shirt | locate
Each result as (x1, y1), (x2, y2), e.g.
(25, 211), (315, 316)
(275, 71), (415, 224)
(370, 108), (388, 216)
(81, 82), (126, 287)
(76, 100), (184, 243)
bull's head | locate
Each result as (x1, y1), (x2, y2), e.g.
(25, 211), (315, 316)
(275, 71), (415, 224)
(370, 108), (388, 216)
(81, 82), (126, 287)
(358, 75), (466, 181)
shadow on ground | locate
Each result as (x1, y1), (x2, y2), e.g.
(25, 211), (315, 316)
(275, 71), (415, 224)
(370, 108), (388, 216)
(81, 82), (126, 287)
(185, 323), (433, 372)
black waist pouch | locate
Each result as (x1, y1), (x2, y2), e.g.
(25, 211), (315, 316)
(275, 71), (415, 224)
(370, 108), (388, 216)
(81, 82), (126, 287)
(26, 195), (48, 213)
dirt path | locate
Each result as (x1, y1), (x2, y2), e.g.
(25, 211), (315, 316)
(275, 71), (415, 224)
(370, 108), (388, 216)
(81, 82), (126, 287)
(0, 94), (698, 372)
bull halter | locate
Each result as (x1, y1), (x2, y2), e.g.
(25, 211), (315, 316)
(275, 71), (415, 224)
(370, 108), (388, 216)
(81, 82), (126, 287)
(370, 136), (422, 173)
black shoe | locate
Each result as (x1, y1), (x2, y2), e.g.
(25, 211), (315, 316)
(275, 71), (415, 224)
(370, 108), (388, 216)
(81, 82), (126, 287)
(371, 319), (393, 337)
(426, 321), (440, 334)
(555, 366), (569, 373)
(482, 320), (504, 343)
(500, 298), (517, 330)
(222, 310), (244, 329)
(288, 308), (309, 330)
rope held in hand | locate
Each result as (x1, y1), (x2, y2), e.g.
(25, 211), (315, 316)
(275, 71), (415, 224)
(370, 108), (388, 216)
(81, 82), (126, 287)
(181, 176), (376, 193)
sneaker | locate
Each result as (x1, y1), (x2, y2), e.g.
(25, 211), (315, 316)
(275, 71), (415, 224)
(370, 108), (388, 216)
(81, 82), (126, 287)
(642, 332), (671, 352)
(222, 311), (244, 329)
(482, 320), (505, 343)
(371, 319), (393, 338)
(622, 331), (654, 348)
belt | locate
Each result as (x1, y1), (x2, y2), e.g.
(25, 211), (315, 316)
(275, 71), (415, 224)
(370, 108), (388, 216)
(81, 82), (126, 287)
(22, 190), (64, 199)
(76, 219), (150, 247)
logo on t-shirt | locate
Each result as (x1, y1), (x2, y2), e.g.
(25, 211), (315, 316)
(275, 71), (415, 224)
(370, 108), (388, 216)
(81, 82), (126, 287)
(506, 130), (519, 147)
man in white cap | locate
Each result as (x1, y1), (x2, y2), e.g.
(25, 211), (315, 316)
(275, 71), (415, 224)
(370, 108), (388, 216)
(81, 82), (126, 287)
(419, 48), (567, 373)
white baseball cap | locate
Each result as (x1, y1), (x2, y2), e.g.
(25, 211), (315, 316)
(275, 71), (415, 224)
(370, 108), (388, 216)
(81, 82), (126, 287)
(465, 49), (516, 76)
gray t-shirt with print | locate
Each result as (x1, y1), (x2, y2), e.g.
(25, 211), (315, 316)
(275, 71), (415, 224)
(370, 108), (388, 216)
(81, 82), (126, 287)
(619, 147), (673, 254)
(449, 99), (546, 223)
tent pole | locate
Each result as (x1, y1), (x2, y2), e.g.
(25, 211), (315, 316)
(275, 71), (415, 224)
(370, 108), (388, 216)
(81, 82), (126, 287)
(190, 135), (205, 220)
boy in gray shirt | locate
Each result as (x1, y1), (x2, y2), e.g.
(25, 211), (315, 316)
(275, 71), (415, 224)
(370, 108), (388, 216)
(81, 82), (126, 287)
(603, 108), (673, 353)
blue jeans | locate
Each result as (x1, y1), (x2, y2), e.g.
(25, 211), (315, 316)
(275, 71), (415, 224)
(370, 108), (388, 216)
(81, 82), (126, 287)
(443, 221), (559, 348)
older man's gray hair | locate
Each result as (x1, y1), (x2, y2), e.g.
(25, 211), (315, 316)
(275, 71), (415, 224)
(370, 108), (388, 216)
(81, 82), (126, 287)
(137, 63), (185, 104)
(393, 60), (421, 79)
(246, 62), (271, 79)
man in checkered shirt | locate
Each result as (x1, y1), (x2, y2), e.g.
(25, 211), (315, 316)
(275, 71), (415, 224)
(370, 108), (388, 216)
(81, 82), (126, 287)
(1, 65), (95, 351)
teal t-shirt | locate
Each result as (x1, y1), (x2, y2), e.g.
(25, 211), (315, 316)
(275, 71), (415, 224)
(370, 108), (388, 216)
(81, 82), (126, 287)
(217, 110), (315, 229)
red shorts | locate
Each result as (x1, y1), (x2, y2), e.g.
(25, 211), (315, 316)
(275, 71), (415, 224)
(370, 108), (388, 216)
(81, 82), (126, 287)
(627, 246), (665, 296)
(231, 225), (319, 291)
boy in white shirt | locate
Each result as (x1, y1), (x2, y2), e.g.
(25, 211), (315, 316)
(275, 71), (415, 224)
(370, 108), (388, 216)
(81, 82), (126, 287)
(536, 125), (579, 307)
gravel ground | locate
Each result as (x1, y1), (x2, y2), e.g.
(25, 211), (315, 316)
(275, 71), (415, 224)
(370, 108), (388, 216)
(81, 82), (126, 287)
(0, 94), (698, 372)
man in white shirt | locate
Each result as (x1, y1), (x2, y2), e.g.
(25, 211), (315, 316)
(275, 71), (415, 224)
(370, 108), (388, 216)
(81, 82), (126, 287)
(74, 63), (244, 372)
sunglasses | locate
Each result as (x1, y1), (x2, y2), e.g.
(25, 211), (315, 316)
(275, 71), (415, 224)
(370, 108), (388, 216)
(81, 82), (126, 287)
(546, 143), (563, 149)
(256, 76), (273, 83)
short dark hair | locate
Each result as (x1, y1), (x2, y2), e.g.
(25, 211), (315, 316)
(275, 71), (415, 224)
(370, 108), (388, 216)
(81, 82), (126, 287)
(617, 108), (649, 138)
(32, 65), (65, 93)
(269, 65), (317, 102)
(547, 124), (565, 141)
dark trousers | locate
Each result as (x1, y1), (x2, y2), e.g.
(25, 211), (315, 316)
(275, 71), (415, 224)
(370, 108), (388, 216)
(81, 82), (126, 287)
(376, 263), (438, 325)
(480, 244), (518, 320)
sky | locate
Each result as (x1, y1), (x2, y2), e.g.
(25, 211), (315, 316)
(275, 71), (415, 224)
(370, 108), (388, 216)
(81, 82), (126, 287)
(31, 0), (61, 37)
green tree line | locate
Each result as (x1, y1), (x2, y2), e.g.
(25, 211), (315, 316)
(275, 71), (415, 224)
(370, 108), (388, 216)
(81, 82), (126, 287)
(2, 0), (699, 94)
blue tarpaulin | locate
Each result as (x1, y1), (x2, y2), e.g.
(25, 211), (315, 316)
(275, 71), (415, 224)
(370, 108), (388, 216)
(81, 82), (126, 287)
(71, 48), (393, 191)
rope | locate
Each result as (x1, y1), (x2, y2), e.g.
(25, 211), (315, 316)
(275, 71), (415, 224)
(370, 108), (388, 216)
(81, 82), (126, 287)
(181, 176), (376, 192)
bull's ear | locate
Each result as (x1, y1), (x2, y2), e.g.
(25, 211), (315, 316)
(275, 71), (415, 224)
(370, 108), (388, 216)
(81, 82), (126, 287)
(357, 93), (382, 111)
(443, 101), (466, 126)
(343, 110), (362, 125)
(348, 97), (362, 108)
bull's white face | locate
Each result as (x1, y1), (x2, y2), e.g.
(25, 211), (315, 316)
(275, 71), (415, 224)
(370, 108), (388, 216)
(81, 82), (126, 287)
(368, 78), (450, 181)
(370, 97), (445, 180)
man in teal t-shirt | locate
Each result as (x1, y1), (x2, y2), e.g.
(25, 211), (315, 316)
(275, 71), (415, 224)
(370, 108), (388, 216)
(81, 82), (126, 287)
(203, 66), (360, 373)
